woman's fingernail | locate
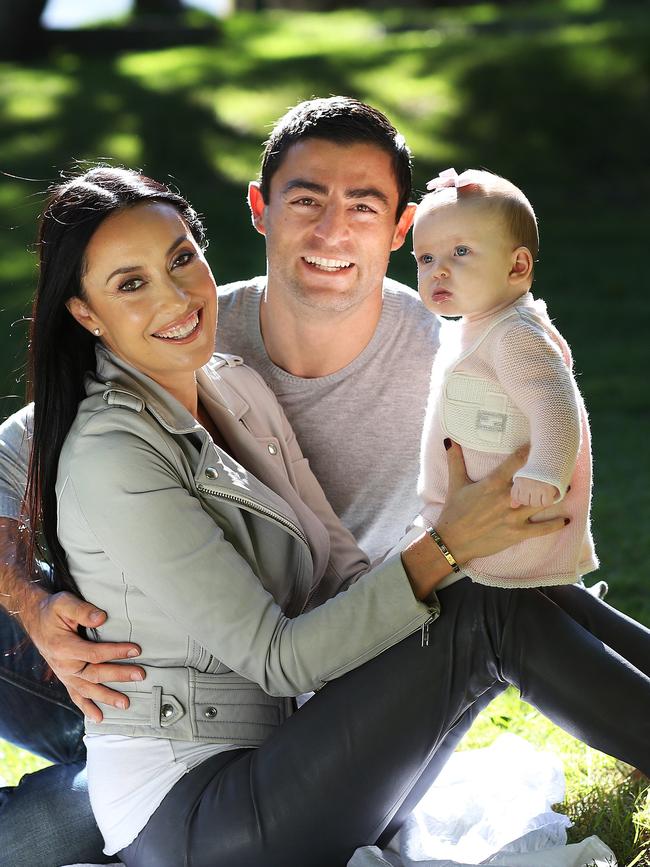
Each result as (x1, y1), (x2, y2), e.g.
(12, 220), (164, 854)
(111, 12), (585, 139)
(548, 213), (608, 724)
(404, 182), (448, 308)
(444, 438), (452, 451)
(127, 649), (140, 658)
(564, 518), (570, 525)
(130, 671), (144, 681)
(117, 698), (128, 710)
(89, 610), (103, 624)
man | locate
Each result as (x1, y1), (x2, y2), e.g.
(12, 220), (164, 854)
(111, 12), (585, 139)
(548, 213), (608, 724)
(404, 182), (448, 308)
(0, 97), (646, 866)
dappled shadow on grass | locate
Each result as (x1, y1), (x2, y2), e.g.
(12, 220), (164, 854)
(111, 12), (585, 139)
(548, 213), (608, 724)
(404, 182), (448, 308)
(390, 12), (650, 205)
(1, 10), (649, 392)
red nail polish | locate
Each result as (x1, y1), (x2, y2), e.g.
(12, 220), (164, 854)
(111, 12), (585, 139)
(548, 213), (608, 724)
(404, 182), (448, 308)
(444, 438), (452, 451)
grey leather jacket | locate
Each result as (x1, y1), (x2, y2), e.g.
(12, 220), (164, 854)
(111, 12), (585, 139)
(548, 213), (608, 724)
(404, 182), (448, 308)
(57, 347), (438, 747)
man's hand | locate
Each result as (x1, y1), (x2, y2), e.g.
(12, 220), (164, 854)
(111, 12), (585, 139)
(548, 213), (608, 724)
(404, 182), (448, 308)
(437, 442), (568, 564)
(21, 588), (144, 724)
(1, 517), (144, 722)
(510, 477), (559, 509)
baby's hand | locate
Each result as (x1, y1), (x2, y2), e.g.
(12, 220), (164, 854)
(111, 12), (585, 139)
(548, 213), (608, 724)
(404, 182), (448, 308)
(510, 478), (559, 509)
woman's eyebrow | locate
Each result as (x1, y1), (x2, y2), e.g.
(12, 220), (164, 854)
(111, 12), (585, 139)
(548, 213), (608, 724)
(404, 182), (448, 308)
(105, 234), (189, 284)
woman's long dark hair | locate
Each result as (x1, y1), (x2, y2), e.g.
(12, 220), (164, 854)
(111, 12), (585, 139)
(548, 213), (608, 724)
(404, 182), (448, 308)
(25, 166), (207, 595)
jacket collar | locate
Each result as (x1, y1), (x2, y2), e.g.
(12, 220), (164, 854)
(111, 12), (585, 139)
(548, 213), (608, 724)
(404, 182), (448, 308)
(86, 344), (246, 435)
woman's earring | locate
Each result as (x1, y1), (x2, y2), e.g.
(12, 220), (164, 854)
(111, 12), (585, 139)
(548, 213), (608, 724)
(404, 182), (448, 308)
(93, 328), (101, 336)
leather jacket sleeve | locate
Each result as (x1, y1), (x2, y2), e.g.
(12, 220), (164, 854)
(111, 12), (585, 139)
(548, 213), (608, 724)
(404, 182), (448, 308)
(58, 408), (435, 698)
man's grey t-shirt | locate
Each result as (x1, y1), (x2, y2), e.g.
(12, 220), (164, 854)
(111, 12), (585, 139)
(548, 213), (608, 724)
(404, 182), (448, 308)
(216, 277), (439, 561)
(0, 277), (439, 564)
(0, 405), (31, 522)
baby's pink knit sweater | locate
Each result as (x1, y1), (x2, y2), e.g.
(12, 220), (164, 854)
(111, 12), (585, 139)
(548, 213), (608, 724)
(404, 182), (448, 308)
(418, 293), (598, 588)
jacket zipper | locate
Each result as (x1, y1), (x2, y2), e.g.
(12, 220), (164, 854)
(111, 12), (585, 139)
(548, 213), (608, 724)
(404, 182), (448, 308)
(421, 596), (441, 647)
(196, 484), (309, 547)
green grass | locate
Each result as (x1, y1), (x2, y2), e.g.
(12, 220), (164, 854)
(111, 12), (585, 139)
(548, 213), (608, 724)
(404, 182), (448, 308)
(464, 689), (650, 867)
(0, 738), (50, 785)
(2, 687), (648, 865)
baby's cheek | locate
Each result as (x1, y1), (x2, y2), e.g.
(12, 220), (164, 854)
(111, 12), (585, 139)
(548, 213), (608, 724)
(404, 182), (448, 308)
(417, 276), (433, 310)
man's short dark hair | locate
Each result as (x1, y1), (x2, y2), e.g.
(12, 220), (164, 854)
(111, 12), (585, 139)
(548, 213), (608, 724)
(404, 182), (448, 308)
(259, 96), (413, 219)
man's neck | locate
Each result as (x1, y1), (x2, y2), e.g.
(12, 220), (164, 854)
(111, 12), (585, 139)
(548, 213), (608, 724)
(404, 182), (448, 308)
(259, 282), (384, 378)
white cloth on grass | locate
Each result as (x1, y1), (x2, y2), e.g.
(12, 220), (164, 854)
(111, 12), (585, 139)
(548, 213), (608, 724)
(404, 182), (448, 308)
(350, 836), (617, 867)
(61, 734), (618, 867)
(350, 734), (618, 867)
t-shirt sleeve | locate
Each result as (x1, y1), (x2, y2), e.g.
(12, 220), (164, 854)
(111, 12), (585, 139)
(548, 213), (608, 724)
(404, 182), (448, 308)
(0, 404), (33, 521)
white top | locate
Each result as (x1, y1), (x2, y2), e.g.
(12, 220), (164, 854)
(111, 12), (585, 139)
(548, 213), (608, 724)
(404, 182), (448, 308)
(85, 735), (240, 854)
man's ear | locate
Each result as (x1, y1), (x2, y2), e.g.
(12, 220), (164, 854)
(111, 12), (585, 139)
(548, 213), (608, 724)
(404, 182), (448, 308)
(248, 182), (268, 236)
(509, 246), (533, 285)
(66, 297), (101, 335)
(390, 202), (417, 252)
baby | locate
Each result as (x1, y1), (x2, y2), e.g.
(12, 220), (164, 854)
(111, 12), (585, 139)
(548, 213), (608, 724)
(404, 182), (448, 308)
(414, 168), (598, 588)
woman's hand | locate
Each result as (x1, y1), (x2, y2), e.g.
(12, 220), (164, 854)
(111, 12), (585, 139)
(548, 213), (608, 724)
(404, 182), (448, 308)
(437, 441), (568, 564)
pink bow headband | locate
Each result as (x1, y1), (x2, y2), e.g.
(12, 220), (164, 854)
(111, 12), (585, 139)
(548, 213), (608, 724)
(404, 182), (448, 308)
(426, 167), (477, 192)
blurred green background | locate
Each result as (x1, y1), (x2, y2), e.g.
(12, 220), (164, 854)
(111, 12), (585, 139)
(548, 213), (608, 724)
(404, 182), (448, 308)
(1, 0), (649, 622)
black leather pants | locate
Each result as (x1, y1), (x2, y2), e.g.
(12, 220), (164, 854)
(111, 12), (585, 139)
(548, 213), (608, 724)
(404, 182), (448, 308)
(120, 580), (650, 867)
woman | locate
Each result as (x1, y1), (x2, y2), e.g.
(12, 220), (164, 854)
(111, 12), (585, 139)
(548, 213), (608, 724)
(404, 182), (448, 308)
(26, 167), (649, 867)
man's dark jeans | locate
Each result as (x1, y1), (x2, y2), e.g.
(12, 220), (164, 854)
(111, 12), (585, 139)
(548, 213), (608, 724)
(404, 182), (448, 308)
(0, 607), (112, 866)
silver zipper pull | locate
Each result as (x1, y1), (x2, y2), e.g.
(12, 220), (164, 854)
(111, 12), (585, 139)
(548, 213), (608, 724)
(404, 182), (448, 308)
(421, 619), (430, 647)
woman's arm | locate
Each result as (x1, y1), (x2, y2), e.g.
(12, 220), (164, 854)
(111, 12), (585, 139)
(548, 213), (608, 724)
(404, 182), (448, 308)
(60, 409), (567, 699)
(59, 414), (432, 698)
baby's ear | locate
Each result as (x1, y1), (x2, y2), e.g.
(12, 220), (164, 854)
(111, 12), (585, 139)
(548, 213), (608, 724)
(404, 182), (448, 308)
(509, 246), (533, 284)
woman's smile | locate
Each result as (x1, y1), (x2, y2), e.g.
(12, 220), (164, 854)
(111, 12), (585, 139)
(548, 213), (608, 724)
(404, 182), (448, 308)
(152, 307), (203, 342)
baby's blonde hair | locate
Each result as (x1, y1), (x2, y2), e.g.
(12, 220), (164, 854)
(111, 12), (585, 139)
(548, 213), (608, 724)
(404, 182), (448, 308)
(422, 169), (539, 261)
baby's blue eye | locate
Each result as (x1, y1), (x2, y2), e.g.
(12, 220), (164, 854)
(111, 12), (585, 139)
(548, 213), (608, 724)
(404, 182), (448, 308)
(454, 246), (470, 257)
(420, 254), (434, 265)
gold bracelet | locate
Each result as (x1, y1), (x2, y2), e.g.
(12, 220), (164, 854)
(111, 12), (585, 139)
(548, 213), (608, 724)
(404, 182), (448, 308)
(426, 526), (461, 573)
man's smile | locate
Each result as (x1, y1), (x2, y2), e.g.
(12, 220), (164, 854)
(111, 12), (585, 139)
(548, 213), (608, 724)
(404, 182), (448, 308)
(302, 256), (354, 273)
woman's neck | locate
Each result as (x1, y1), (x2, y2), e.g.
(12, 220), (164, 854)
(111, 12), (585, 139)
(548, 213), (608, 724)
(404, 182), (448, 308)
(154, 372), (199, 418)
(196, 399), (227, 449)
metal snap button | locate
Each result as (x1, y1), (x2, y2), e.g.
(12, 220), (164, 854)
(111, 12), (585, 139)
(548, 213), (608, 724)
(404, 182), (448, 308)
(161, 703), (174, 720)
(267, 443), (278, 455)
(204, 467), (219, 479)
(204, 706), (218, 719)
